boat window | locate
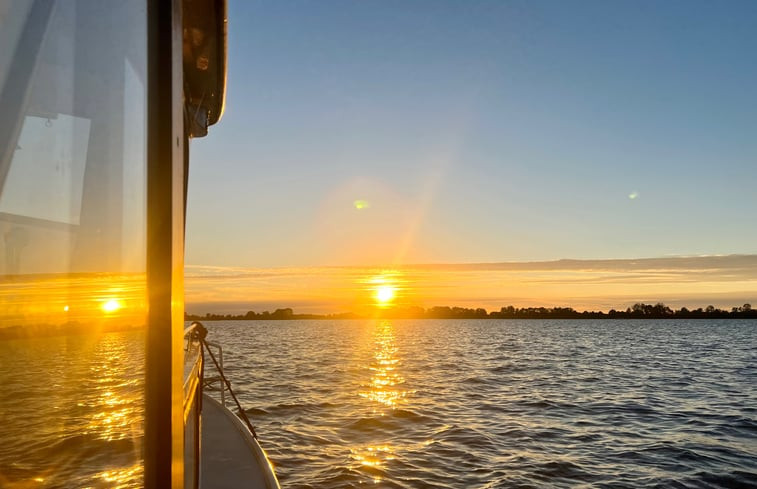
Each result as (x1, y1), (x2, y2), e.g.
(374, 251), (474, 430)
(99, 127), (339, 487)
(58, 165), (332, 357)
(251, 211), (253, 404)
(0, 114), (89, 225)
(0, 1), (147, 487)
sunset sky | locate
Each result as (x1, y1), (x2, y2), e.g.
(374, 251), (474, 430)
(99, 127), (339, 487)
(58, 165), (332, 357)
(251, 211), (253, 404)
(185, 1), (757, 313)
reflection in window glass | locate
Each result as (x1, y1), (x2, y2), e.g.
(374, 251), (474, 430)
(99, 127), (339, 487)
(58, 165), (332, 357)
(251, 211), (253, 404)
(0, 115), (90, 225)
(0, 1), (147, 487)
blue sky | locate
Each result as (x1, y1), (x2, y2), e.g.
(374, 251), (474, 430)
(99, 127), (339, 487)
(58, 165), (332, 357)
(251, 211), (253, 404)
(187, 0), (757, 268)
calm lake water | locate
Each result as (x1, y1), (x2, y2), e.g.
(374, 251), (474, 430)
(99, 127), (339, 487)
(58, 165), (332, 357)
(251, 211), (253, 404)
(1, 319), (756, 488)
(0, 330), (144, 488)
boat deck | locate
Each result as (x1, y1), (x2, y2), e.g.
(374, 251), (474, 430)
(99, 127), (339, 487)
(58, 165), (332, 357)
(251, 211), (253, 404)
(201, 394), (279, 489)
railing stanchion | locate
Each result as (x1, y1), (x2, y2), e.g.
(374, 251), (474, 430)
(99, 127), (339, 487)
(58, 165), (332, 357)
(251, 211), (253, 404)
(219, 346), (224, 406)
(205, 341), (225, 407)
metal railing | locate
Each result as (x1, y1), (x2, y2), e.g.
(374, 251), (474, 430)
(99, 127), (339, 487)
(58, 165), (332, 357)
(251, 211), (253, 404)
(202, 340), (226, 406)
(183, 321), (258, 438)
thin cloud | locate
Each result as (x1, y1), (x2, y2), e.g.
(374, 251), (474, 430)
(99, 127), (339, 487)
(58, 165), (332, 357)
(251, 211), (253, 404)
(185, 255), (757, 313)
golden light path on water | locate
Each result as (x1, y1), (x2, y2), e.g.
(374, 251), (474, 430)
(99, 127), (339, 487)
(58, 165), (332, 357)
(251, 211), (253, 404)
(0, 331), (145, 488)
(71, 333), (144, 488)
(360, 321), (406, 409)
(351, 320), (427, 483)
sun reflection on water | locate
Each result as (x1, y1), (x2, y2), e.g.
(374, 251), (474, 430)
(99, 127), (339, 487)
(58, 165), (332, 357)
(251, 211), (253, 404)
(349, 444), (396, 468)
(81, 339), (143, 448)
(359, 321), (407, 409)
(94, 464), (142, 488)
(0, 330), (145, 487)
(351, 320), (419, 480)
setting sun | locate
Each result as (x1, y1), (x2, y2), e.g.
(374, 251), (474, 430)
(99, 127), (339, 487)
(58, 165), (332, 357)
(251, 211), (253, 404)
(101, 299), (122, 313)
(375, 286), (395, 305)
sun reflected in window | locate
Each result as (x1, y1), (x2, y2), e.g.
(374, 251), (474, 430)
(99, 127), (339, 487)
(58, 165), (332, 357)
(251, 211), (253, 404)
(101, 299), (122, 313)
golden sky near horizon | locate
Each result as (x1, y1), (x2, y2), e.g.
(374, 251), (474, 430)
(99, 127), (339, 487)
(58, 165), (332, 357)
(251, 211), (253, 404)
(2, 256), (753, 328)
(184, 255), (757, 315)
(0, 273), (147, 329)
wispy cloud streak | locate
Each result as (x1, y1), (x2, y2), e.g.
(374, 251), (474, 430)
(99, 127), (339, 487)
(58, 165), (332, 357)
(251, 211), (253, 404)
(185, 255), (757, 314)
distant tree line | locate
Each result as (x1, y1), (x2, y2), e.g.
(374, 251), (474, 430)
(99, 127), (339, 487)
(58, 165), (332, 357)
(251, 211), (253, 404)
(489, 303), (755, 319)
(185, 303), (757, 321)
(186, 308), (361, 321)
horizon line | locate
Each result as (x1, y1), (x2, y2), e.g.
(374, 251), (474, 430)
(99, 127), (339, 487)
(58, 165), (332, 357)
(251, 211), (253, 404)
(185, 302), (756, 319)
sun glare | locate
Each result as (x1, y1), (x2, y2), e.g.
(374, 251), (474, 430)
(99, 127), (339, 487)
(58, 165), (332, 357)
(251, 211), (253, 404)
(101, 299), (122, 313)
(375, 285), (395, 305)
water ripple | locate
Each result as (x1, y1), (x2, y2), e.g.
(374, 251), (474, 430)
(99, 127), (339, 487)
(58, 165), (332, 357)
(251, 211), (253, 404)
(209, 319), (757, 488)
(1, 320), (756, 488)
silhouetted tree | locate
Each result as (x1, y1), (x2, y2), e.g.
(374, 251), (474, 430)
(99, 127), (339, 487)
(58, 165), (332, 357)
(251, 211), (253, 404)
(271, 308), (293, 319)
(182, 301), (757, 322)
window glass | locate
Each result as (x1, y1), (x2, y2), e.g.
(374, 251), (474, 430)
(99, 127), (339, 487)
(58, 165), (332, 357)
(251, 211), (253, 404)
(0, 1), (147, 487)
